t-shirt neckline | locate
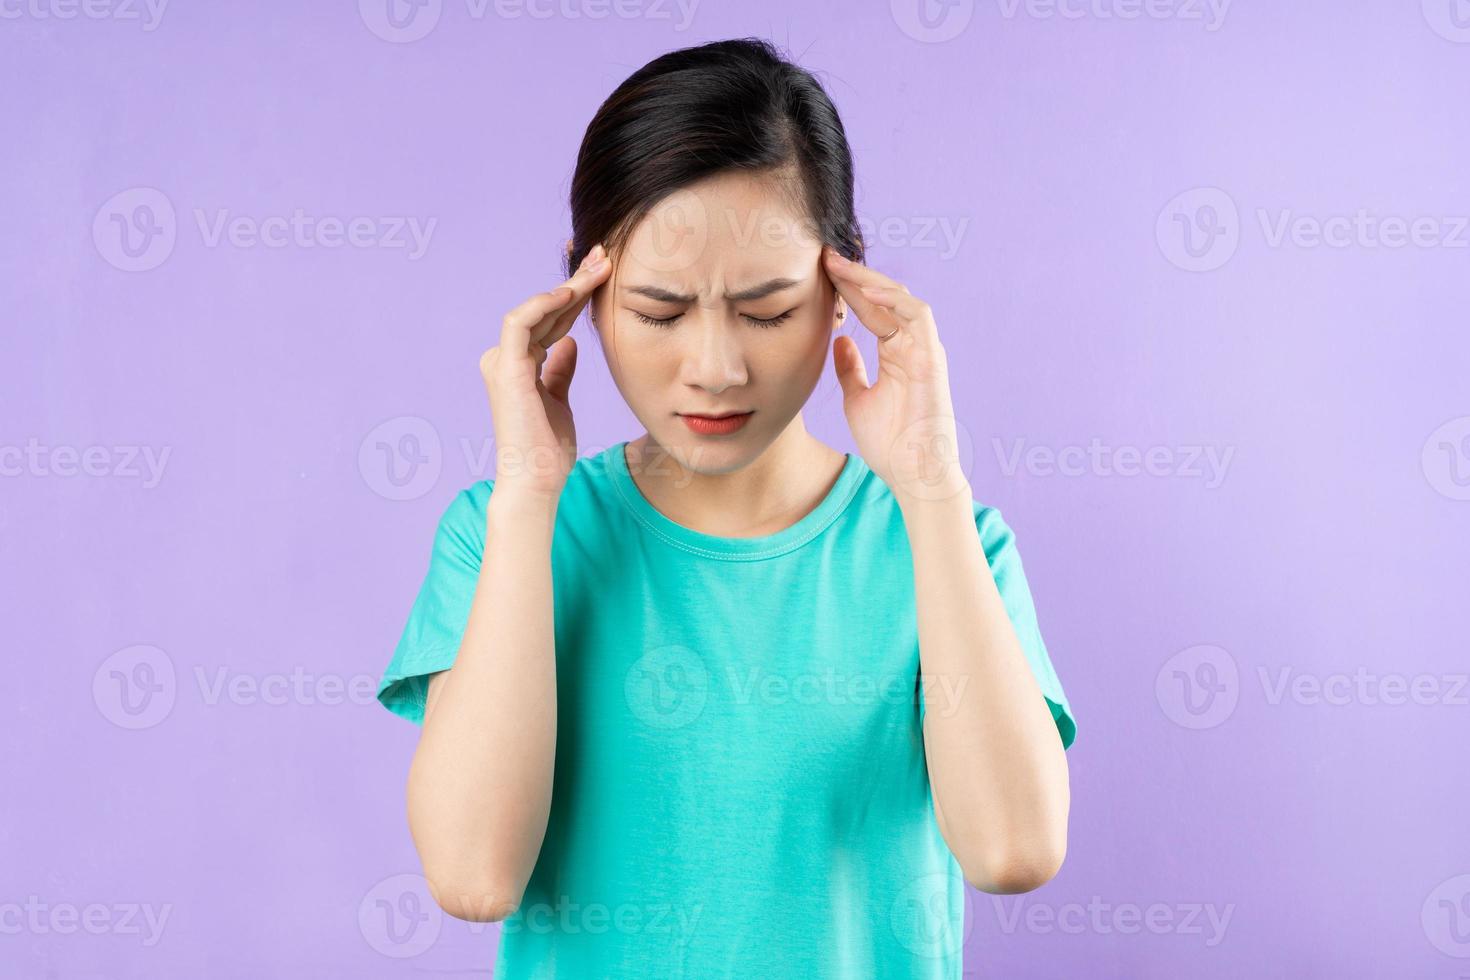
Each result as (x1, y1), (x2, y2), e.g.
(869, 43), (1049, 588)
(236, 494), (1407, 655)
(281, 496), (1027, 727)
(603, 440), (866, 562)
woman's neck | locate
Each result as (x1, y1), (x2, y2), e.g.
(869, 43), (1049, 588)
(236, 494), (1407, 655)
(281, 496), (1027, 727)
(624, 421), (847, 539)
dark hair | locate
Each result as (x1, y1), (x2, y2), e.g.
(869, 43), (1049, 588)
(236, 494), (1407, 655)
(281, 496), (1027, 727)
(564, 37), (865, 279)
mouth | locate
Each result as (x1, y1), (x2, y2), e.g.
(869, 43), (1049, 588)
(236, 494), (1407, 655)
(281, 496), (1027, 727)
(678, 410), (754, 436)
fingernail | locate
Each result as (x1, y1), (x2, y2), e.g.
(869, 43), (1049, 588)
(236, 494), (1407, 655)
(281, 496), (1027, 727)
(826, 248), (849, 264)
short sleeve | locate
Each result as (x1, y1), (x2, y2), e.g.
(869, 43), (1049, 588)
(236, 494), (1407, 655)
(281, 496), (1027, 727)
(949, 504), (1077, 749)
(375, 481), (493, 725)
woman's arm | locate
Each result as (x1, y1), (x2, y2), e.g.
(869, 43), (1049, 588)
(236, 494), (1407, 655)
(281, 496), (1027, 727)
(407, 489), (560, 923)
(819, 246), (1070, 894)
(403, 246), (608, 922)
(903, 489), (1071, 895)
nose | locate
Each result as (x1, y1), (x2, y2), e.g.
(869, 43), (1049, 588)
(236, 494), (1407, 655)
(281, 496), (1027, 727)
(678, 313), (749, 394)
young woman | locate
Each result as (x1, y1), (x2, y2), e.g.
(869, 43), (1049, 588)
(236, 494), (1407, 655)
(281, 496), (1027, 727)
(376, 37), (1077, 980)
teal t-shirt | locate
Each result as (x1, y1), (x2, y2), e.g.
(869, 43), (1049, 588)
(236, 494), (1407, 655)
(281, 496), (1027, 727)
(377, 440), (1076, 979)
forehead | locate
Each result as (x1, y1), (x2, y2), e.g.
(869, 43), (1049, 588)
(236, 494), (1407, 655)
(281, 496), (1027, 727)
(618, 171), (821, 282)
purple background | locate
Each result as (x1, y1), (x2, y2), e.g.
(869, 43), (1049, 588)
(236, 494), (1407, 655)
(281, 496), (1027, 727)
(4, 0), (1468, 976)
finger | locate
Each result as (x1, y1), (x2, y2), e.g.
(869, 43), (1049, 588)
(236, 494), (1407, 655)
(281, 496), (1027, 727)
(821, 247), (917, 340)
(502, 286), (576, 356)
(541, 334), (578, 403)
(541, 245), (611, 348)
(833, 334), (870, 400)
(858, 284), (930, 323)
(500, 245), (609, 361)
(823, 246), (910, 293)
(823, 263), (902, 342)
(858, 283), (940, 345)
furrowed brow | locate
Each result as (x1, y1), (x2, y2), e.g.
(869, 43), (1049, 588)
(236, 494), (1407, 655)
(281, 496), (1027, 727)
(625, 278), (805, 304)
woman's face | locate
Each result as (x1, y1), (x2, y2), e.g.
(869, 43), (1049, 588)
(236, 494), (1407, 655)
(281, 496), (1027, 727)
(587, 170), (842, 475)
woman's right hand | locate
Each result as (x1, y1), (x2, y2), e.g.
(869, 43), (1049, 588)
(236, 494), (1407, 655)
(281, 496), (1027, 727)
(480, 243), (610, 501)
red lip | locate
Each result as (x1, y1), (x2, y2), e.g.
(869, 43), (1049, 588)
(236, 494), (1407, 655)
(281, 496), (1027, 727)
(680, 411), (753, 435)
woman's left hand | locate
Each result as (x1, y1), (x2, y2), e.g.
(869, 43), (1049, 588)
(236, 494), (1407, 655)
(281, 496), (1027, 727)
(823, 246), (971, 506)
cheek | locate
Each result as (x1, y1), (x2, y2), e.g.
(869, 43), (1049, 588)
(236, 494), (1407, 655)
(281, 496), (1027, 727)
(595, 315), (671, 392)
(793, 308), (837, 359)
(755, 318), (830, 384)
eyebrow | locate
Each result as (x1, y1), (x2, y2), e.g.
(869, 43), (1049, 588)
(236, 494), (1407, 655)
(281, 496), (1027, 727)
(623, 277), (805, 304)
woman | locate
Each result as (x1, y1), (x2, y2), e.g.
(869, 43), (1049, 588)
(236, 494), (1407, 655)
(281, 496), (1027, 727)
(376, 37), (1077, 979)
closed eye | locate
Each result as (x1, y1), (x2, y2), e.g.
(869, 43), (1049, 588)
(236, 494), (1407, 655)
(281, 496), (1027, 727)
(744, 309), (795, 328)
(631, 310), (681, 328)
(629, 309), (796, 329)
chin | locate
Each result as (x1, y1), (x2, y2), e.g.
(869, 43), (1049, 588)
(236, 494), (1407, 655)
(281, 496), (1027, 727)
(652, 425), (762, 476)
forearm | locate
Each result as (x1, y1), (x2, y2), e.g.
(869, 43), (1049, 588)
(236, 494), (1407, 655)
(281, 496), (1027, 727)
(903, 490), (1070, 894)
(406, 489), (559, 920)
